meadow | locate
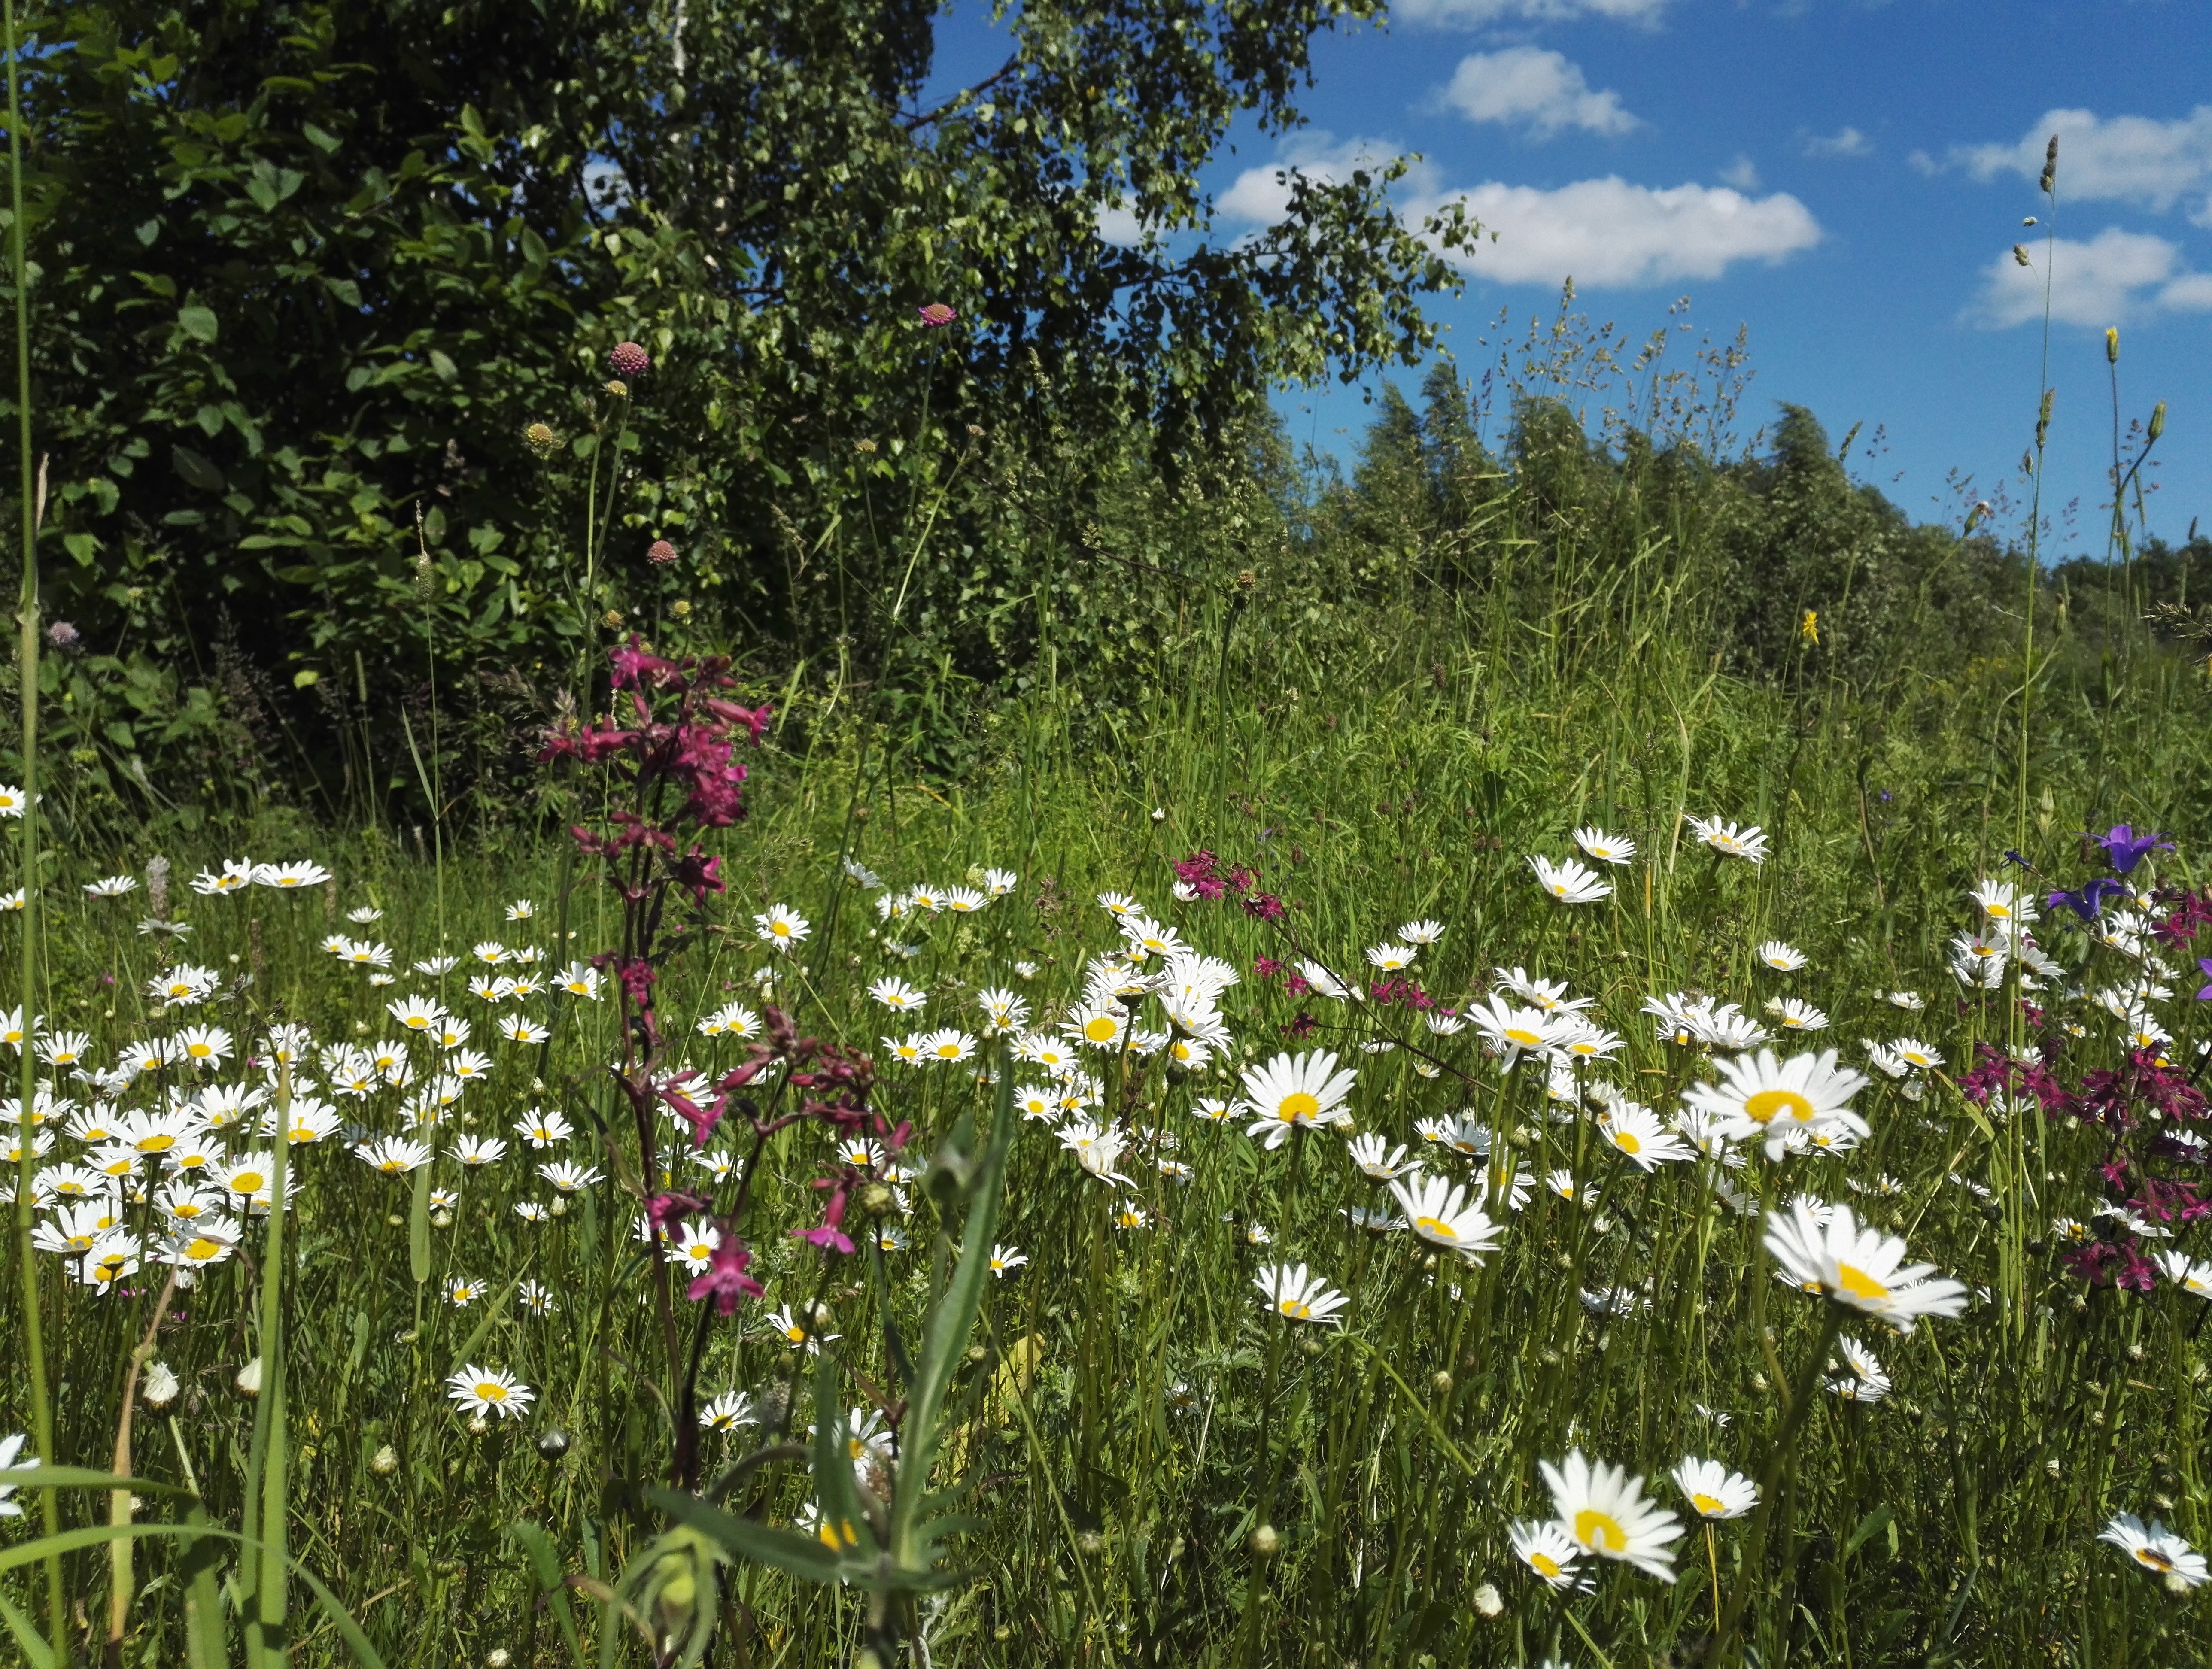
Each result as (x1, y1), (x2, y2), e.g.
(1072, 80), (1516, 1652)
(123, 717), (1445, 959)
(3, 32), (2210, 1656)
(6, 527), (2212, 1669)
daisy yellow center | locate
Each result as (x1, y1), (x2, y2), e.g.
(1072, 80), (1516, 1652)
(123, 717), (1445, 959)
(1833, 1261), (1889, 1302)
(1277, 1091), (1320, 1123)
(1529, 1551), (1562, 1578)
(770, 922), (791, 937)
(1414, 1215), (1455, 1241)
(1279, 1298), (1310, 1318)
(936, 1043), (961, 1058)
(1988, 903), (2012, 918)
(477, 1382), (507, 1402)
(784, 1326), (806, 1342)
(1744, 1088), (1814, 1126)
(1549, 884), (1568, 897)
(1505, 1027), (1544, 1047)
(1613, 1130), (1642, 1154)
(1171, 1040), (1194, 1061)
(1083, 1017), (1118, 1043)
(2134, 1547), (2172, 1571)
(1692, 1492), (1726, 1517)
(231, 1171), (267, 1194)
(140, 1134), (176, 1153)
(1574, 1508), (1628, 1554)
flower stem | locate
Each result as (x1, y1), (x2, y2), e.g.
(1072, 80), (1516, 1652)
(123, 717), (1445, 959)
(1706, 1306), (1843, 1665)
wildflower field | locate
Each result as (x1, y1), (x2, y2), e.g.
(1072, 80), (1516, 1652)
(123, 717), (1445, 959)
(7, 561), (2212, 1669)
(4, 6), (2212, 1660)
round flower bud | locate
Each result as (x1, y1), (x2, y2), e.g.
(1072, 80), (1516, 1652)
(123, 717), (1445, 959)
(601, 609), (624, 629)
(1430, 1369), (1452, 1396)
(1249, 1524), (1280, 1557)
(647, 539), (678, 565)
(609, 341), (650, 377)
(603, 379), (629, 400)
(467, 1414), (490, 1436)
(524, 422), (561, 458)
(671, 599), (692, 618)
(536, 1428), (571, 1462)
(858, 1182), (896, 1219)
(485, 1651), (514, 1669)
(371, 1444), (400, 1476)
(142, 1360), (179, 1409)
(234, 1358), (263, 1398)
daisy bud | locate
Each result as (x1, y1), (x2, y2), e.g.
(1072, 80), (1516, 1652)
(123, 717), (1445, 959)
(485, 1652), (514, 1669)
(467, 1414), (489, 1436)
(1249, 1523), (1280, 1557)
(536, 1428), (571, 1462)
(1431, 1369), (1452, 1396)
(234, 1358), (263, 1398)
(2106, 327), (2119, 365)
(1472, 1582), (1503, 1618)
(1078, 1531), (1106, 1556)
(142, 1360), (179, 1408)
(859, 1183), (896, 1219)
(609, 341), (650, 377)
(2150, 401), (2166, 442)
(371, 1444), (399, 1475)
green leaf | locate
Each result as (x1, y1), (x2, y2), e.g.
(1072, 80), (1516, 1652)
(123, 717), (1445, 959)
(409, 1163), (431, 1284)
(0, 1466), (183, 1494)
(172, 446), (225, 492)
(1844, 1504), (1895, 1561)
(0, 1589), (55, 1669)
(303, 123), (342, 153)
(428, 349), (458, 382)
(647, 1490), (844, 1587)
(508, 1521), (585, 1665)
(176, 304), (218, 343)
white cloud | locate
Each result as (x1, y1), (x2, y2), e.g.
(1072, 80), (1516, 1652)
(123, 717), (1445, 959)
(1950, 107), (2212, 219)
(2162, 272), (2212, 310)
(1804, 126), (1871, 159)
(1418, 176), (1821, 287)
(1718, 155), (1761, 191)
(1215, 134), (1437, 228)
(1396, 0), (1668, 24)
(1971, 226), (2212, 328)
(1095, 196), (1147, 247)
(1217, 138), (1820, 289)
(1437, 48), (1637, 138)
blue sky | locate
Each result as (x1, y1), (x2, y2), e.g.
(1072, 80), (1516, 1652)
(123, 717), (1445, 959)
(930, 0), (2212, 553)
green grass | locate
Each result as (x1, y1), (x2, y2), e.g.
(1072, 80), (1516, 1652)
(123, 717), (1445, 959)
(4, 580), (2212, 1668)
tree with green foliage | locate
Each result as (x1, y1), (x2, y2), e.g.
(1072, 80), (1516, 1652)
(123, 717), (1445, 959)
(8, 0), (1471, 828)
